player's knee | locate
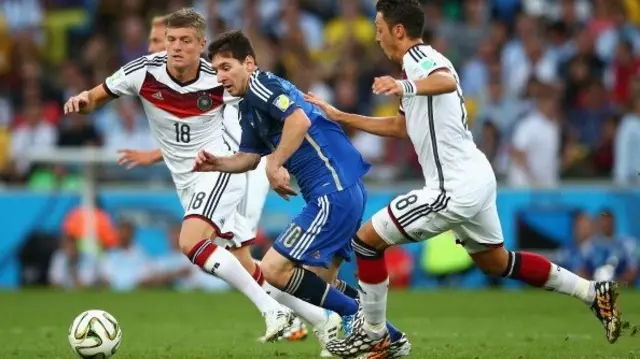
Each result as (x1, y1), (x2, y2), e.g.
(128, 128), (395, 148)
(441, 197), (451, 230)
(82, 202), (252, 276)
(353, 223), (389, 255)
(470, 246), (509, 277)
(260, 249), (295, 289)
(178, 217), (215, 256)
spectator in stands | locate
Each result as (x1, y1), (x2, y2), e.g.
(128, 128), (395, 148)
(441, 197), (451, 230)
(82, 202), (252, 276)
(57, 112), (101, 147)
(9, 103), (57, 179)
(150, 223), (194, 290)
(98, 220), (154, 291)
(103, 99), (154, 152)
(461, 37), (498, 100)
(507, 86), (560, 188)
(556, 210), (592, 276)
(606, 40), (640, 107)
(476, 120), (502, 173)
(580, 211), (638, 283)
(118, 15), (147, 64)
(473, 76), (531, 140)
(567, 80), (615, 151)
(62, 196), (120, 250)
(590, 114), (617, 177)
(614, 93), (640, 186)
(501, 13), (539, 97)
(442, 0), (490, 66)
(560, 28), (606, 106)
(48, 235), (97, 289)
(596, 3), (640, 64)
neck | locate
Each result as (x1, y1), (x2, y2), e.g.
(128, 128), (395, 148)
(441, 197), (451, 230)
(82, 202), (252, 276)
(167, 63), (198, 83)
(397, 39), (424, 62)
(240, 68), (258, 96)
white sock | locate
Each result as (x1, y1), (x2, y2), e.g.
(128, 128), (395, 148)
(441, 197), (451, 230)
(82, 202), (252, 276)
(359, 278), (389, 337)
(262, 281), (327, 327)
(196, 241), (282, 313)
(544, 263), (595, 303)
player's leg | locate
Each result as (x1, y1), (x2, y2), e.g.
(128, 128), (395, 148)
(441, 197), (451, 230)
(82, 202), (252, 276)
(459, 199), (622, 344)
(230, 244), (333, 336)
(178, 173), (291, 341)
(234, 168), (341, 342)
(260, 186), (368, 318)
(327, 189), (449, 358)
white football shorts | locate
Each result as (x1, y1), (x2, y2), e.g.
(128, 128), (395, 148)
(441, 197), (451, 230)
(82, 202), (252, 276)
(177, 171), (254, 249)
(237, 157), (270, 237)
(371, 181), (504, 254)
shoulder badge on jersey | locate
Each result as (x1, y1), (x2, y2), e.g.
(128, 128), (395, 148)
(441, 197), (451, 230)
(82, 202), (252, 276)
(197, 94), (213, 111)
(106, 70), (125, 88)
(419, 58), (436, 71)
(273, 94), (292, 112)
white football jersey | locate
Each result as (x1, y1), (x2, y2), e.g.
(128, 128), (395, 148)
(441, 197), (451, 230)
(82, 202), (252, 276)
(400, 44), (494, 193)
(104, 52), (238, 188)
(221, 101), (242, 152)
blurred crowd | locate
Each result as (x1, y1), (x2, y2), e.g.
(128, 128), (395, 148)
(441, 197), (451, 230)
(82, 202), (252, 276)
(47, 207), (232, 291)
(1, 0), (640, 188)
(559, 211), (638, 284)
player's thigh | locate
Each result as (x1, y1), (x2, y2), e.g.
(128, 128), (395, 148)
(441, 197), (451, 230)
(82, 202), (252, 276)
(371, 188), (457, 245)
(181, 172), (247, 246)
(239, 158), (270, 235)
(452, 190), (504, 255)
(273, 182), (366, 268)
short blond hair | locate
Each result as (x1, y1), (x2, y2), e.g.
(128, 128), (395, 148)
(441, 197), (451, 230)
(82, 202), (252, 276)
(165, 8), (205, 38)
(151, 15), (168, 27)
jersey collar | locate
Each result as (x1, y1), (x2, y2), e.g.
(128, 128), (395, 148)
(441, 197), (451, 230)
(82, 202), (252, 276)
(165, 65), (200, 87)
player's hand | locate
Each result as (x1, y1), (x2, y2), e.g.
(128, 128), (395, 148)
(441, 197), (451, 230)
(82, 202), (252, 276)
(304, 92), (344, 122)
(372, 76), (402, 96)
(117, 149), (159, 169)
(63, 91), (91, 114)
(266, 164), (297, 201)
(192, 150), (222, 172)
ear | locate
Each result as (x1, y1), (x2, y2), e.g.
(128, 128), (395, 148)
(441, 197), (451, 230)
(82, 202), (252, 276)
(393, 24), (404, 39)
(245, 56), (256, 70)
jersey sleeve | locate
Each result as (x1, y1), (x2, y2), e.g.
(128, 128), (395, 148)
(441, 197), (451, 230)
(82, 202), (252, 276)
(246, 75), (301, 121)
(404, 48), (450, 81)
(238, 115), (269, 155)
(103, 56), (148, 97)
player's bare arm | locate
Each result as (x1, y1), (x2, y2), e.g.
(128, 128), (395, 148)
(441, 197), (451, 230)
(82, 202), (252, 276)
(192, 150), (260, 173)
(372, 69), (457, 97)
(267, 109), (309, 201)
(269, 109), (310, 168)
(63, 84), (114, 114)
(305, 92), (407, 138)
(117, 149), (163, 169)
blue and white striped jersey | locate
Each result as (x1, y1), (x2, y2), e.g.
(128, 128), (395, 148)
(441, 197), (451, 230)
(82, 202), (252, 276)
(238, 70), (370, 201)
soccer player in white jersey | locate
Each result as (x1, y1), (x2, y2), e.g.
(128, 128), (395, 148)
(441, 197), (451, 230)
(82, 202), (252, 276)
(63, 8), (301, 343)
(306, 0), (623, 357)
(111, 11), (342, 354)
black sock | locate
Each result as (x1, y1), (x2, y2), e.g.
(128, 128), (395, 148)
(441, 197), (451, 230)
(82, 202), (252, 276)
(335, 279), (360, 299)
(284, 267), (358, 316)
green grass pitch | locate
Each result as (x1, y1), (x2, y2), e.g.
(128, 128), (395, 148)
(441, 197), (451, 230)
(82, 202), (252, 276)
(0, 289), (638, 358)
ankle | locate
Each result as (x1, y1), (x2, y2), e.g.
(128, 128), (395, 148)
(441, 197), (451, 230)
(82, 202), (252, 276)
(363, 321), (387, 339)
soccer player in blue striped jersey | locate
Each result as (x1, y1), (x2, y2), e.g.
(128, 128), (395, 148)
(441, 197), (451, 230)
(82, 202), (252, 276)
(192, 29), (408, 351)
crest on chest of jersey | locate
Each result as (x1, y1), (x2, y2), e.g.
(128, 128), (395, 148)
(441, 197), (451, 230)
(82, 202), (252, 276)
(197, 94), (213, 111)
